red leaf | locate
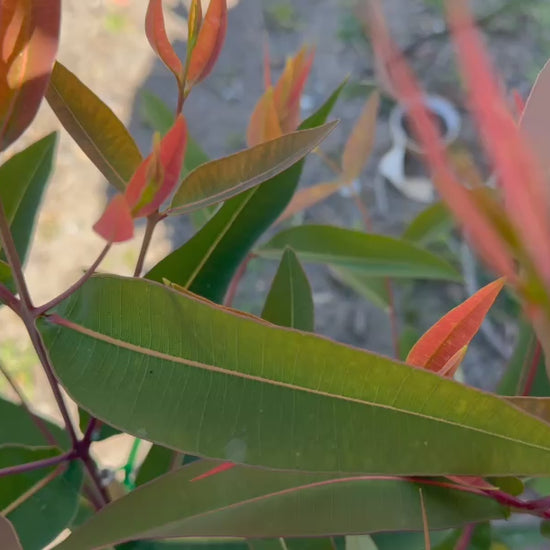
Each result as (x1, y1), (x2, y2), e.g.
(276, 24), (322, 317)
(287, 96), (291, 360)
(93, 194), (134, 243)
(145, 0), (183, 86)
(447, 2), (550, 286)
(190, 461), (235, 482)
(438, 345), (467, 378)
(187, 0), (203, 48)
(186, 0), (227, 88)
(366, 1), (517, 282)
(407, 278), (505, 373)
(0, 0), (61, 150)
(125, 115), (187, 217)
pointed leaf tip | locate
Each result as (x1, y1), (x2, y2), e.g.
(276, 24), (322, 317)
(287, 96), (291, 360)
(186, 0), (228, 89)
(93, 194), (134, 243)
(146, 0), (184, 85)
(407, 278), (505, 373)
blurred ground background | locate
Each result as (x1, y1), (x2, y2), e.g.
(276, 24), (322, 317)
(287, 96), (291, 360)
(1, 0), (550, 469)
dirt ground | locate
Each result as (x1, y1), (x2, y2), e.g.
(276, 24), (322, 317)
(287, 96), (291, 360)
(1, 0), (550, 463)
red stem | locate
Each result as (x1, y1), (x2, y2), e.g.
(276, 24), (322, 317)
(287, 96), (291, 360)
(454, 524), (474, 550)
(0, 450), (75, 478)
(522, 341), (542, 396)
(0, 283), (20, 313)
(224, 254), (254, 307)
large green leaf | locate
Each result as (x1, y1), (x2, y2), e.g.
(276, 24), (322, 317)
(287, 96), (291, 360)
(46, 62), (142, 192)
(57, 459), (505, 550)
(169, 123), (337, 216)
(258, 226), (460, 281)
(146, 81), (347, 303)
(0, 133), (57, 263)
(262, 248), (314, 331)
(0, 446), (83, 550)
(38, 275), (550, 475)
(0, 260), (11, 285)
(0, 396), (68, 449)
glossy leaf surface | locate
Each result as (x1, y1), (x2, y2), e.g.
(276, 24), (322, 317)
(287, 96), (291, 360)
(38, 275), (550, 475)
(0, 133), (57, 263)
(259, 225), (460, 281)
(262, 248), (314, 331)
(58, 459), (505, 550)
(407, 279), (505, 372)
(146, 82), (346, 302)
(0, 0), (60, 150)
(170, 123), (337, 215)
(46, 62), (142, 192)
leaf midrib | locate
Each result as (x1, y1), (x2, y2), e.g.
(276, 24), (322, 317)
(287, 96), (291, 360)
(46, 313), (550, 455)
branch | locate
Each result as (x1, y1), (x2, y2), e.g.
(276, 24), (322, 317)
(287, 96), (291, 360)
(0, 201), (33, 309)
(0, 283), (20, 313)
(35, 242), (111, 315)
(0, 450), (74, 479)
(134, 213), (161, 277)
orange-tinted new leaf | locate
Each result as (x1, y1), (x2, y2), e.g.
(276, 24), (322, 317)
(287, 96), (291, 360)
(439, 345), (468, 378)
(93, 194), (134, 243)
(367, 1), (517, 282)
(246, 87), (283, 147)
(125, 115), (187, 217)
(276, 181), (343, 224)
(407, 278), (505, 373)
(0, 0), (61, 150)
(146, 0), (184, 85)
(186, 0), (227, 88)
(341, 91), (380, 183)
(273, 46), (315, 133)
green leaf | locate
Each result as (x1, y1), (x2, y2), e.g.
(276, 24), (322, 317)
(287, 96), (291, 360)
(46, 62), (142, 192)
(0, 446), (83, 550)
(0, 516), (22, 550)
(135, 444), (175, 487)
(116, 539), (248, 550)
(262, 248), (314, 331)
(169, 122), (338, 216)
(259, 226), (461, 281)
(0, 133), (57, 263)
(0, 260), (11, 284)
(0, 396), (68, 449)
(402, 202), (454, 245)
(146, 81), (347, 303)
(329, 266), (390, 312)
(56, 459), (505, 550)
(38, 275), (550, 475)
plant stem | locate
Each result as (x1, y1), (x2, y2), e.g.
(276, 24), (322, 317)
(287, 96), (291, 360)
(80, 451), (109, 507)
(0, 359), (59, 447)
(0, 201), (33, 310)
(0, 450), (74, 479)
(522, 341), (542, 396)
(0, 283), (20, 313)
(134, 214), (159, 277)
(454, 524), (474, 550)
(35, 243), (111, 315)
(224, 254), (254, 307)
